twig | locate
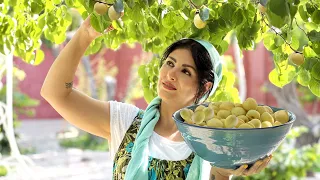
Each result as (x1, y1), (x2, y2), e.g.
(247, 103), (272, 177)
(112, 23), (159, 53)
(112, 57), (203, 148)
(310, 0), (319, 9)
(214, 0), (227, 3)
(294, 18), (309, 38)
(187, 0), (197, 9)
(262, 16), (302, 54)
(94, 0), (113, 6)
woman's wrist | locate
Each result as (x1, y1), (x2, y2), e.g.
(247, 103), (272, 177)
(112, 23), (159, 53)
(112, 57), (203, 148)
(211, 169), (230, 180)
(77, 26), (96, 45)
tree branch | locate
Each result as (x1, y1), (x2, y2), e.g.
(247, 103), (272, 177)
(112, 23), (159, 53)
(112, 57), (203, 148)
(94, 0), (113, 6)
(262, 16), (302, 54)
(187, 0), (198, 9)
(294, 18), (309, 40)
(266, 82), (313, 129)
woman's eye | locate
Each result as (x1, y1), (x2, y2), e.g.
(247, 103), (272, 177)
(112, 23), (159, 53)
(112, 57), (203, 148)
(166, 61), (174, 67)
(183, 69), (191, 76)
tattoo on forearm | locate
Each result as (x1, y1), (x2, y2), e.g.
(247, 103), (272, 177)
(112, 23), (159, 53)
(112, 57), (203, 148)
(65, 82), (73, 89)
(210, 174), (216, 180)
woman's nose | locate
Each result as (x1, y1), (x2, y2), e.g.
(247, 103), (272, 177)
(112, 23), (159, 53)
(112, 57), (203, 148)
(167, 69), (177, 81)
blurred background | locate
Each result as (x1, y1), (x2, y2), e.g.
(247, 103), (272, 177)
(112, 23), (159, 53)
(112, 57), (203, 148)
(1, 2), (320, 180)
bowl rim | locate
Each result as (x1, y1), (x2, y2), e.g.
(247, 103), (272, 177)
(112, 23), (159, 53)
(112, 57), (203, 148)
(172, 103), (296, 131)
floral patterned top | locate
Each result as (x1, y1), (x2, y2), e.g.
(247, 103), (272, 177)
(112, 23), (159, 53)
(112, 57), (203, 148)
(112, 110), (195, 180)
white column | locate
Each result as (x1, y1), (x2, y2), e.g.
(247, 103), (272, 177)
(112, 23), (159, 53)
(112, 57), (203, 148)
(0, 52), (35, 179)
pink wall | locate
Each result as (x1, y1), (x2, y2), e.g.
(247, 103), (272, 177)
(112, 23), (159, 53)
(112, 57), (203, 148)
(14, 45), (61, 119)
(14, 43), (147, 120)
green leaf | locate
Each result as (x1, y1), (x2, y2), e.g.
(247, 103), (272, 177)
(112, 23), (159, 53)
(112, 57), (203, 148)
(308, 77), (320, 97)
(25, 52), (35, 63)
(269, 65), (297, 88)
(297, 68), (311, 86)
(266, 0), (291, 28)
(232, 8), (245, 27)
(8, 0), (17, 6)
(298, 5), (309, 22)
(311, 42), (320, 55)
(289, 4), (298, 19)
(303, 46), (318, 58)
(38, 14), (46, 29)
(306, 2), (316, 15)
(53, 0), (60, 5)
(54, 33), (67, 44)
(224, 71), (236, 88)
(32, 49), (45, 66)
(267, 0), (290, 17)
(31, 2), (45, 14)
(311, 9), (320, 24)
(244, 3), (256, 25)
(65, 0), (74, 7)
(138, 65), (147, 77)
(90, 14), (104, 33)
(213, 91), (234, 102)
(130, 5), (144, 22)
(207, 20), (221, 34)
(171, 0), (184, 10)
(307, 30), (320, 42)
(46, 0), (55, 11)
(125, 0), (135, 8)
(216, 40), (229, 55)
(302, 57), (319, 73)
(143, 88), (154, 103)
(174, 15), (185, 30)
(290, 35), (300, 50)
(311, 62), (320, 80)
(263, 32), (277, 50)
(162, 12), (175, 28)
(191, 0), (206, 7)
(266, 9), (290, 28)
(219, 3), (237, 27)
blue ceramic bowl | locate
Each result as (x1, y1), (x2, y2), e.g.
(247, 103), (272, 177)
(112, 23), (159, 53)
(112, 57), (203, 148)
(173, 104), (296, 169)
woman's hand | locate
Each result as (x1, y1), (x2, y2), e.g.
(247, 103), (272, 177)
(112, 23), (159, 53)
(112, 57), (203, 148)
(211, 155), (272, 179)
(79, 16), (114, 42)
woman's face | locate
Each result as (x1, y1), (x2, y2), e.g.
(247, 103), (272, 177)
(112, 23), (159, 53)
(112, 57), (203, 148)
(157, 48), (199, 106)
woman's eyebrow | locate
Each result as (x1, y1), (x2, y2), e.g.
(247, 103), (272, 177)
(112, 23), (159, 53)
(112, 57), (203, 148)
(168, 56), (197, 72)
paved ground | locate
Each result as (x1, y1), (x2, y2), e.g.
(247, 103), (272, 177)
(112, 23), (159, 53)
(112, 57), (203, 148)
(1, 119), (112, 180)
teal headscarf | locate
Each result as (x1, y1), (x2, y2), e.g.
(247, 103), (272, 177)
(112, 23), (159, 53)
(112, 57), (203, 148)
(192, 39), (223, 101)
(123, 39), (222, 180)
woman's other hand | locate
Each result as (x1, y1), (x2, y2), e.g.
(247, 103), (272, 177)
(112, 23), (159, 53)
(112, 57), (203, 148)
(211, 155), (272, 179)
(79, 16), (114, 42)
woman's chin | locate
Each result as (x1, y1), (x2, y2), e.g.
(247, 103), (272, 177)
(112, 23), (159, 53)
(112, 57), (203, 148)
(158, 91), (172, 101)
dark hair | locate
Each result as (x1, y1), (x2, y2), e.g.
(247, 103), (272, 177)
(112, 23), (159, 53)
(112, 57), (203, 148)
(160, 39), (215, 104)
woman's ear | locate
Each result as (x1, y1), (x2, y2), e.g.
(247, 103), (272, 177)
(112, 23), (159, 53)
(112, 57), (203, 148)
(204, 82), (213, 95)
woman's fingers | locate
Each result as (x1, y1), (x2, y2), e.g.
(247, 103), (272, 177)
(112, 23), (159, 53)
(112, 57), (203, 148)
(242, 155), (273, 176)
(104, 25), (115, 33)
(244, 160), (263, 176)
(256, 155), (272, 173)
(234, 164), (248, 176)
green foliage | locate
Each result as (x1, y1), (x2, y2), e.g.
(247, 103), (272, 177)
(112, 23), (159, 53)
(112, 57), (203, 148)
(1, 0), (320, 99)
(0, 166), (7, 177)
(59, 133), (109, 151)
(207, 55), (241, 103)
(0, 67), (39, 155)
(138, 56), (159, 103)
(232, 126), (320, 180)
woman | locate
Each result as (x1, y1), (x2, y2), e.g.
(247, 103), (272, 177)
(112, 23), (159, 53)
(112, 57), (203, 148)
(41, 17), (272, 180)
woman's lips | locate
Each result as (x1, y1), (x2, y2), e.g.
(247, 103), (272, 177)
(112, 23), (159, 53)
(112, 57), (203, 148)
(162, 82), (176, 90)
